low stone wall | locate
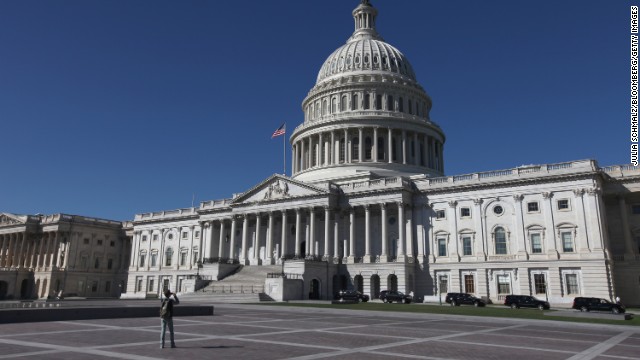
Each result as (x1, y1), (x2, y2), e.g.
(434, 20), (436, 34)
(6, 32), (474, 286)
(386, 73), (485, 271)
(0, 305), (214, 324)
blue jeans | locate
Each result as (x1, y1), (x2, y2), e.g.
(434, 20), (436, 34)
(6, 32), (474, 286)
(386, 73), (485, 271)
(161, 318), (175, 347)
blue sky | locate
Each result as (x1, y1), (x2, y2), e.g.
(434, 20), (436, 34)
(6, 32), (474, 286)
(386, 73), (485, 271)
(0, 0), (633, 221)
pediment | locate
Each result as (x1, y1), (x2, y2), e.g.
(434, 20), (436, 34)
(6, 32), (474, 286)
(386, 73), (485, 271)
(231, 174), (330, 205)
(0, 213), (26, 226)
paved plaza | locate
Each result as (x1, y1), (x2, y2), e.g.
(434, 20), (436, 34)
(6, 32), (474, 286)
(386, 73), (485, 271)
(0, 303), (638, 360)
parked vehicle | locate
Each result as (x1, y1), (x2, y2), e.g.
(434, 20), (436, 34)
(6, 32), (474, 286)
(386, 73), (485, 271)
(335, 290), (370, 302)
(504, 295), (550, 310)
(572, 297), (625, 314)
(445, 292), (486, 307)
(379, 290), (412, 304)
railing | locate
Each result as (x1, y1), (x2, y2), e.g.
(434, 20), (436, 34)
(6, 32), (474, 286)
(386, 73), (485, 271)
(487, 255), (516, 261)
(497, 295), (507, 302)
(135, 208), (197, 220)
(202, 257), (239, 265)
(267, 273), (303, 280)
(200, 284), (264, 294)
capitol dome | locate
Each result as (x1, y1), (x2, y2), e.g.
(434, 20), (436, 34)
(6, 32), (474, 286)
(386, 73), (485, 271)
(290, 0), (446, 183)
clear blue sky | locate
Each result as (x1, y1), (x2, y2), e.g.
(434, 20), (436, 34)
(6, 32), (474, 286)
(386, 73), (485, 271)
(0, 0), (633, 221)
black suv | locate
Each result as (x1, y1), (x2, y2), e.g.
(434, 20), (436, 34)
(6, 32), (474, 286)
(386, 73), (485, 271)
(379, 290), (412, 304)
(335, 290), (370, 302)
(445, 292), (486, 307)
(504, 295), (550, 310)
(572, 297), (625, 314)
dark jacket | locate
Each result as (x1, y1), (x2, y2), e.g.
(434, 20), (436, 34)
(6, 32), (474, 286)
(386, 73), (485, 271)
(161, 294), (180, 318)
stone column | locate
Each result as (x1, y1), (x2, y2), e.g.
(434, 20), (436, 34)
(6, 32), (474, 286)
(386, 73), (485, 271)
(295, 209), (302, 257)
(323, 207), (331, 260)
(364, 205), (372, 262)
(17, 233), (26, 269)
(542, 192), (558, 258)
(358, 127), (364, 162)
(618, 195), (636, 257)
(267, 212), (274, 264)
(447, 201), (458, 260)
(573, 189), (590, 253)
(254, 213), (261, 264)
(333, 214), (340, 260)
(241, 215), (249, 264)
(292, 143), (297, 174)
(406, 205), (414, 258)
(513, 195), (527, 259)
(397, 203), (406, 260)
(229, 217), (237, 260)
(585, 188), (605, 252)
(422, 134), (429, 167)
(309, 208), (316, 257)
(413, 132), (418, 165)
(0, 235), (5, 267)
(281, 210), (288, 259)
(348, 207), (355, 262)
(218, 220), (226, 260)
(380, 203), (388, 262)
(388, 128), (393, 163)
(373, 127), (378, 162)
(401, 130), (407, 164)
(319, 133), (324, 166)
(473, 199), (485, 259)
(300, 140), (306, 171)
(62, 233), (71, 268)
(345, 129), (350, 163)
(187, 227), (195, 268)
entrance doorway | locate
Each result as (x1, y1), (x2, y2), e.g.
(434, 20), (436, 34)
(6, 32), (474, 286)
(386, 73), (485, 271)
(387, 274), (397, 291)
(0, 281), (8, 300)
(300, 241), (306, 257)
(20, 279), (30, 299)
(309, 279), (320, 300)
(354, 275), (363, 293)
(370, 275), (380, 299)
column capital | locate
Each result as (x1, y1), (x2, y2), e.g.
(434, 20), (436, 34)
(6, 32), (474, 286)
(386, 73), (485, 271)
(364, 204), (371, 211)
(473, 198), (483, 206)
(586, 187), (601, 196)
(379, 202), (387, 210)
(542, 192), (554, 199)
(323, 206), (331, 212)
(512, 194), (524, 202)
(573, 188), (585, 197)
(448, 200), (457, 208)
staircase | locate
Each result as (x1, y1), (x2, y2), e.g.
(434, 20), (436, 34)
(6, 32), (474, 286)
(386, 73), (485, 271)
(181, 265), (280, 303)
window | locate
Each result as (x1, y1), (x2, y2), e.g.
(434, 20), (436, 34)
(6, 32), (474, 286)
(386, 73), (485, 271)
(149, 278), (155, 292)
(364, 94), (370, 109)
(398, 97), (404, 112)
(375, 94), (382, 110)
(497, 274), (511, 295)
(105, 281), (111, 293)
(332, 97), (337, 113)
(352, 137), (359, 160)
(527, 202), (539, 212)
(464, 275), (475, 294)
(322, 99), (327, 115)
(387, 95), (394, 111)
(165, 248), (173, 266)
(557, 199), (570, 210)
(195, 231), (200, 238)
(339, 138), (346, 162)
(377, 137), (385, 160)
(493, 205), (504, 215)
(565, 274), (579, 295)
(495, 227), (507, 255)
(408, 99), (413, 114)
(352, 94), (358, 110)
(632, 204), (640, 214)
(561, 231), (574, 252)
(107, 258), (113, 270)
(438, 275), (448, 293)
(182, 232), (188, 239)
(84, 238), (89, 245)
(110, 241), (115, 247)
(80, 256), (88, 268)
(438, 238), (447, 257)
(341, 95), (347, 111)
(180, 252), (187, 266)
(534, 274), (546, 295)
(152, 234), (158, 241)
(139, 254), (146, 267)
(530, 233), (542, 253)
(78, 280), (84, 293)
(435, 210), (446, 219)
(462, 236), (472, 256)
(192, 251), (199, 264)
(168, 233), (173, 240)
(142, 235), (148, 242)
(136, 278), (143, 292)
(365, 137), (372, 160)
(94, 258), (100, 269)
(97, 240), (103, 246)
(91, 281), (98, 292)
(151, 253), (157, 267)
(460, 207), (470, 218)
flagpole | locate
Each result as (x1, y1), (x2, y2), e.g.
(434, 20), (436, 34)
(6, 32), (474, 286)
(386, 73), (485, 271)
(283, 123), (286, 175)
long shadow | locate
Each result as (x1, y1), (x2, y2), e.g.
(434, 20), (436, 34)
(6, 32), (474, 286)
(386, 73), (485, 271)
(201, 345), (243, 349)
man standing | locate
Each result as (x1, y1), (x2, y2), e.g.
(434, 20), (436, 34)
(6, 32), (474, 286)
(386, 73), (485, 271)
(160, 289), (179, 348)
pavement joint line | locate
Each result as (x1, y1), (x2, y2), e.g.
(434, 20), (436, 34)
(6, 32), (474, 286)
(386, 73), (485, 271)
(474, 331), (600, 345)
(363, 350), (459, 360)
(0, 338), (162, 360)
(0, 349), (66, 359)
(0, 327), (113, 338)
(282, 323), (528, 360)
(317, 329), (419, 341)
(566, 331), (636, 360)
(436, 339), (577, 354)
(598, 354), (640, 359)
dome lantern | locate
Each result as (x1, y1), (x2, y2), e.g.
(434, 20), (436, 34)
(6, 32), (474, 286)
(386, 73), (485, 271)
(350, 0), (381, 42)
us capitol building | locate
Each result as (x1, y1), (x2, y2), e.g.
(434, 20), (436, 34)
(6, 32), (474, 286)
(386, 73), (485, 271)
(1, 1), (640, 305)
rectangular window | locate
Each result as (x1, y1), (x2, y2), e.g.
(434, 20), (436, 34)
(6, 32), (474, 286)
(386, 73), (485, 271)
(78, 280), (84, 293)
(438, 238), (447, 257)
(182, 232), (188, 239)
(151, 253), (157, 267)
(460, 207), (470, 218)
(497, 275), (511, 294)
(531, 233), (542, 253)
(139, 255), (146, 267)
(83, 238), (89, 245)
(561, 231), (574, 252)
(565, 274), (579, 295)
(438, 275), (448, 293)
(94, 258), (100, 269)
(142, 235), (148, 242)
(534, 274), (546, 295)
(462, 237), (472, 256)
(180, 252), (187, 266)
(91, 281), (98, 292)
(153, 234), (158, 241)
(435, 210), (446, 219)
(557, 199), (570, 210)
(97, 240), (103, 246)
(464, 275), (475, 294)
(107, 258), (113, 270)
(110, 241), (115, 247)
(105, 281), (111, 293)
(148, 278), (154, 292)
(136, 278), (142, 292)
(527, 202), (539, 212)
(193, 251), (199, 264)
(195, 231), (200, 238)
(80, 256), (88, 268)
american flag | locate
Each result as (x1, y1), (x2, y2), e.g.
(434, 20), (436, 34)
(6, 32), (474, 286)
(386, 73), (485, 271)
(271, 123), (286, 138)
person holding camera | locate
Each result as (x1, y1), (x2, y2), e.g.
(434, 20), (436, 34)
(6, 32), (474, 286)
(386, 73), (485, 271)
(160, 289), (180, 348)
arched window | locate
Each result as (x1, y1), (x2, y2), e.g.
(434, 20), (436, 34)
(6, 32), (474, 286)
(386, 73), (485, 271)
(398, 97), (404, 112)
(165, 247), (173, 266)
(322, 100), (328, 115)
(495, 227), (507, 255)
(331, 97), (337, 113)
(419, 142), (425, 166)
(339, 138), (346, 162)
(365, 137), (372, 160)
(377, 137), (385, 160)
(408, 99), (413, 115)
(315, 102), (320, 118)
(352, 94), (358, 110)
(392, 138), (397, 161)
(364, 94), (370, 110)
(387, 95), (394, 111)
(352, 137), (360, 160)
(341, 95), (347, 111)
(312, 145), (317, 167)
(375, 94), (382, 110)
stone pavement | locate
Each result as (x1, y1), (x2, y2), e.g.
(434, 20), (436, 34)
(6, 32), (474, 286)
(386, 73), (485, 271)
(0, 303), (638, 359)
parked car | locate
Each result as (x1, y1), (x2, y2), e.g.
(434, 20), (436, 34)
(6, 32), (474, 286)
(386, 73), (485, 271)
(380, 290), (412, 304)
(445, 292), (486, 307)
(572, 297), (625, 314)
(335, 290), (370, 302)
(504, 295), (550, 310)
